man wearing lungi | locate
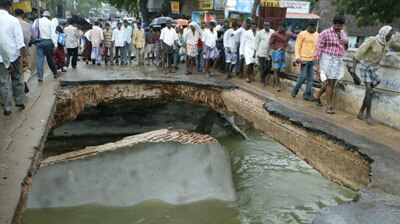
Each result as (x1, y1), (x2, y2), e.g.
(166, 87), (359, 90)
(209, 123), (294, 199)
(223, 21), (240, 80)
(183, 22), (200, 75)
(202, 21), (219, 77)
(313, 16), (348, 114)
(350, 26), (394, 124)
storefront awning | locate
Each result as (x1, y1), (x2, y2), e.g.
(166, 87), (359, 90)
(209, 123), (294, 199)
(286, 12), (320, 19)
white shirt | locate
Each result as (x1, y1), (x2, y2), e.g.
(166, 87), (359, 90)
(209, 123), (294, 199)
(235, 27), (246, 39)
(112, 29), (125, 47)
(123, 26), (133, 44)
(63, 25), (80, 48)
(0, 10), (25, 63)
(254, 29), (275, 57)
(33, 17), (57, 46)
(240, 30), (257, 57)
(184, 30), (200, 45)
(160, 27), (178, 47)
(223, 28), (239, 50)
(0, 32), (10, 68)
(201, 29), (218, 48)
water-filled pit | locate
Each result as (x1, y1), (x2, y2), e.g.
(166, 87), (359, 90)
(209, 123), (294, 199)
(22, 100), (356, 223)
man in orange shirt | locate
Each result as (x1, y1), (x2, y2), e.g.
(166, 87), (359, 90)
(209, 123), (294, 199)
(291, 20), (319, 101)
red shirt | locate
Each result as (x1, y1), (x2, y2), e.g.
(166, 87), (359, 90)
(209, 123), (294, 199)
(315, 27), (348, 60)
(268, 31), (297, 50)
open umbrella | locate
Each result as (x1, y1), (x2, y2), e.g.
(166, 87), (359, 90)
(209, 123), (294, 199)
(149, 17), (175, 27)
(175, 19), (189, 26)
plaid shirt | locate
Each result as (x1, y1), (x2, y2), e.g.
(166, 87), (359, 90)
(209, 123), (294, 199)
(315, 26), (348, 60)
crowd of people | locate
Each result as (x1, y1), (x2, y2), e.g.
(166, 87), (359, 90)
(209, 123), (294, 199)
(0, 0), (397, 126)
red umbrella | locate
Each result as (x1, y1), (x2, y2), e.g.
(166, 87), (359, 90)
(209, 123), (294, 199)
(175, 19), (189, 26)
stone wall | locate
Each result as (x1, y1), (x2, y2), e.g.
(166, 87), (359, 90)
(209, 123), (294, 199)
(280, 43), (400, 130)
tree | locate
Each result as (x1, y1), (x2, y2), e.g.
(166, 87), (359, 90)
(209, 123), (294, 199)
(249, 0), (260, 20)
(332, 0), (400, 26)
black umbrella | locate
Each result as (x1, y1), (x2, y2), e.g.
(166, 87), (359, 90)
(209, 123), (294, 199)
(149, 17), (175, 27)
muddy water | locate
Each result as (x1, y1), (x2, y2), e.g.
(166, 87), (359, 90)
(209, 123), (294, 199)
(23, 130), (355, 223)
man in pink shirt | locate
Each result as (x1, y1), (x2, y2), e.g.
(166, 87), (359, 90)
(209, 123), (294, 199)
(313, 16), (348, 114)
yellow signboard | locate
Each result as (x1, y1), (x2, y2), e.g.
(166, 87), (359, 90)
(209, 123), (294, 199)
(12, 1), (32, 13)
(171, 1), (180, 14)
(261, 0), (280, 7)
(198, 0), (213, 10)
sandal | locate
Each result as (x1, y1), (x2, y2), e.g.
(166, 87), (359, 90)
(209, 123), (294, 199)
(313, 95), (323, 107)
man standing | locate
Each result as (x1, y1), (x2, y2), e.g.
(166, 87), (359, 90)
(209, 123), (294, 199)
(235, 20), (250, 78)
(253, 21), (274, 87)
(122, 20), (133, 65)
(64, 19), (80, 69)
(0, 0), (28, 115)
(266, 21), (297, 91)
(240, 21), (258, 83)
(103, 23), (114, 65)
(202, 21), (219, 77)
(132, 20), (145, 66)
(196, 21), (207, 72)
(14, 8), (34, 93)
(112, 22), (125, 65)
(33, 10), (59, 81)
(223, 21), (240, 79)
(145, 26), (156, 65)
(291, 20), (319, 100)
(350, 26), (393, 124)
(88, 21), (103, 65)
(183, 22), (200, 75)
(313, 16), (348, 114)
(160, 21), (178, 74)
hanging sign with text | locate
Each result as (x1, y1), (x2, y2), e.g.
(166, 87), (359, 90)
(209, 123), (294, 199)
(171, 1), (180, 14)
(198, 0), (214, 10)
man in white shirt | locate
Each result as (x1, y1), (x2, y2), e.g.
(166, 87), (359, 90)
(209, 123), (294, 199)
(160, 21), (178, 73)
(64, 19), (80, 69)
(112, 22), (125, 65)
(254, 21), (274, 87)
(240, 21), (258, 83)
(202, 21), (219, 77)
(122, 20), (133, 65)
(88, 21), (104, 65)
(183, 22), (200, 75)
(235, 20), (251, 77)
(0, 1), (28, 115)
(223, 21), (240, 79)
(33, 10), (59, 81)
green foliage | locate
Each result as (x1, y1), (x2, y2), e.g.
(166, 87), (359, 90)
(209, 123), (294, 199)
(332, 0), (400, 26)
(102, 0), (140, 13)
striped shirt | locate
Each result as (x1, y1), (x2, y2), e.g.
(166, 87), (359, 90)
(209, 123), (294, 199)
(315, 27), (348, 60)
(103, 29), (113, 48)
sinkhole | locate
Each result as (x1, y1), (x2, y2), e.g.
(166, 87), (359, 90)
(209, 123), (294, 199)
(23, 99), (357, 224)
